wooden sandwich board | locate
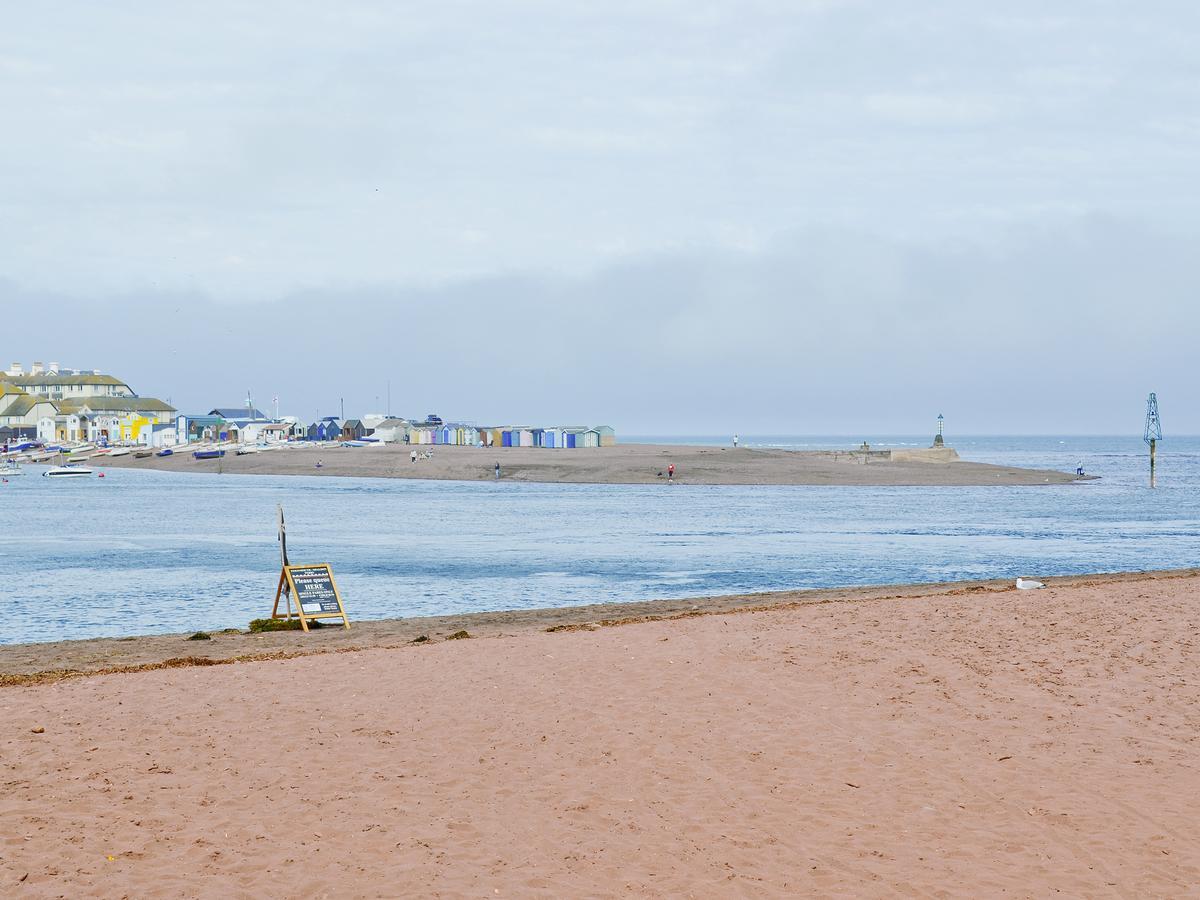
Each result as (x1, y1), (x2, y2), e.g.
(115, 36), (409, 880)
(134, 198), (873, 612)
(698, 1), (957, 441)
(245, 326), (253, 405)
(272, 563), (351, 631)
(271, 505), (349, 631)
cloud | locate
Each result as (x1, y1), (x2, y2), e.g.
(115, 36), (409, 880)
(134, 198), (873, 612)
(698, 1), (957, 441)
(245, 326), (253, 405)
(2, 214), (1195, 433)
(0, 3), (1196, 434)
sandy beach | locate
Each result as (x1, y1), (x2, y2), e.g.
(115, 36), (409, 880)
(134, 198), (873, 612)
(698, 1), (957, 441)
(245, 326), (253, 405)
(89, 442), (1088, 486)
(3, 569), (1197, 896)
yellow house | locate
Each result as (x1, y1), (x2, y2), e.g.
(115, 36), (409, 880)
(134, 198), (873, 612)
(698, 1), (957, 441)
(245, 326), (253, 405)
(122, 414), (158, 443)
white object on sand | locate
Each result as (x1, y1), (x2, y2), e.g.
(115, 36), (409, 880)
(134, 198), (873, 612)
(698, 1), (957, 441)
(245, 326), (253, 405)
(1016, 577), (1045, 590)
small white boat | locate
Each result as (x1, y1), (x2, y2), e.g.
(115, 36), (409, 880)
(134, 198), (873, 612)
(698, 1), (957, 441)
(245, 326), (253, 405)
(66, 443), (95, 455)
(236, 445), (260, 455)
(43, 465), (95, 478)
(107, 447), (132, 458)
(2, 460), (24, 476)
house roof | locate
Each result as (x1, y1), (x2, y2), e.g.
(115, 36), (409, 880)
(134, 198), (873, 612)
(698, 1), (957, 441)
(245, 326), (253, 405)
(61, 397), (176, 414)
(343, 419), (363, 428)
(1, 394), (55, 417)
(0, 381), (28, 397)
(209, 407), (267, 419)
(5, 374), (129, 388)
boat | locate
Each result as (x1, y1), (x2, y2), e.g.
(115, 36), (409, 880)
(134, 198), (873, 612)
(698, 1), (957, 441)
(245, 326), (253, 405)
(193, 449), (226, 460)
(107, 447), (132, 458)
(156, 448), (174, 457)
(43, 465), (95, 478)
(2, 460), (24, 476)
(134, 450), (153, 459)
(235, 445), (260, 455)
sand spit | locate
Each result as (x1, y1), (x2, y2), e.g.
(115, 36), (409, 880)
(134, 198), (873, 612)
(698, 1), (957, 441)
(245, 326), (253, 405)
(90, 442), (1089, 485)
(3, 569), (1198, 896)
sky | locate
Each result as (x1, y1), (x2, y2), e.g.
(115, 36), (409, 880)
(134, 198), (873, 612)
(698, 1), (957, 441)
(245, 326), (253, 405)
(2, 1), (1198, 434)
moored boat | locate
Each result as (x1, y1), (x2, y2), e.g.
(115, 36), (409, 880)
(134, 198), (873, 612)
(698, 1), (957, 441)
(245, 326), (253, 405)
(156, 448), (174, 457)
(134, 450), (153, 458)
(107, 447), (132, 458)
(193, 449), (226, 460)
(43, 465), (95, 478)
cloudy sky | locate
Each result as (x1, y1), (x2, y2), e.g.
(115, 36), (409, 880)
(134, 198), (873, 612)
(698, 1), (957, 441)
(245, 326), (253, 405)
(3, 2), (1197, 433)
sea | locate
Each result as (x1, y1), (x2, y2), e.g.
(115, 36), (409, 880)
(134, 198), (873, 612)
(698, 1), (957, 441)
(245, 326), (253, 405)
(1, 435), (1197, 645)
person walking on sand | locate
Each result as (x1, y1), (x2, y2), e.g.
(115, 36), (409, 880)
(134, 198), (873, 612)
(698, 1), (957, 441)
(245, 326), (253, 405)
(495, 462), (501, 480)
(411, 449), (417, 464)
(667, 463), (675, 483)
(733, 434), (739, 448)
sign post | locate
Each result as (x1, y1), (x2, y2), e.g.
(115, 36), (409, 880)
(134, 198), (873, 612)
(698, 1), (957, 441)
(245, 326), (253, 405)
(270, 506), (350, 631)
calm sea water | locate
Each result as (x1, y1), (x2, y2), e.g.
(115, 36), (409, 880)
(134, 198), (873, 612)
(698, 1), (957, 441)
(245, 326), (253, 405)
(1, 435), (1196, 645)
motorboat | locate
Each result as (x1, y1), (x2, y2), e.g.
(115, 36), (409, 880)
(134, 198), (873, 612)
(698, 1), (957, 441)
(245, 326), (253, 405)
(156, 448), (174, 457)
(2, 460), (24, 476)
(43, 465), (95, 478)
(193, 449), (226, 460)
(107, 447), (132, 458)
(235, 445), (260, 455)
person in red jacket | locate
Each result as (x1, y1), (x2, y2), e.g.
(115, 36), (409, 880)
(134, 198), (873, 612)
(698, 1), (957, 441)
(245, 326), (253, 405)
(667, 463), (675, 482)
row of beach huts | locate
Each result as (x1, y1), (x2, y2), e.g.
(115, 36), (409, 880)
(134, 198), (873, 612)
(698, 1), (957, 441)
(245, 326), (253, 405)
(300, 417), (616, 448)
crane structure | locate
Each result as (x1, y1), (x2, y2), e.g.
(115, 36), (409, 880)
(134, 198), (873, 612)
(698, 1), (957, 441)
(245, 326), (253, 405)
(1144, 393), (1162, 487)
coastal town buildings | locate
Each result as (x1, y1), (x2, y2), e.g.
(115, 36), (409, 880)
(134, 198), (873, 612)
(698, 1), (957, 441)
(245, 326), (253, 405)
(2, 362), (175, 444)
(4, 359), (616, 451)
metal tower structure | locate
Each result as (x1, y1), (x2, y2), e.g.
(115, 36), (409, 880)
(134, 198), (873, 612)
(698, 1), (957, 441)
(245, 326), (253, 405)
(1144, 393), (1162, 487)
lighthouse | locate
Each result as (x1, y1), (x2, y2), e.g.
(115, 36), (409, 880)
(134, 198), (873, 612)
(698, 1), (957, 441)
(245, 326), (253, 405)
(933, 413), (944, 448)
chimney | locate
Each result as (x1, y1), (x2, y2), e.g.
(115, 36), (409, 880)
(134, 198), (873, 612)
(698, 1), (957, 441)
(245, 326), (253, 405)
(31, 361), (44, 375)
(7, 362), (21, 376)
(48, 361), (59, 374)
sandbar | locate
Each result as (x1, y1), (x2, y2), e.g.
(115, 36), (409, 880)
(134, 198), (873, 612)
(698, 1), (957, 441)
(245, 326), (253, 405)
(89, 442), (1089, 485)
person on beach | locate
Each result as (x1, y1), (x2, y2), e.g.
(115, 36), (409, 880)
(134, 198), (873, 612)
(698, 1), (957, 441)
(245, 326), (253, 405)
(667, 463), (675, 483)
(315, 459), (323, 469)
(411, 449), (417, 464)
(733, 434), (739, 448)
(494, 462), (501, 480)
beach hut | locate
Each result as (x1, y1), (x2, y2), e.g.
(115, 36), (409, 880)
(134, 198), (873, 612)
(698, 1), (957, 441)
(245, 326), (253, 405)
(560, 427), (587, 449)
(512, 427), (534, 447)
(342, 419), (366, 441)
(581, 428), (601, 448)
(372, 418), (410, 443)
(594, 425), (616, 446)
(501, 429), (513, 447)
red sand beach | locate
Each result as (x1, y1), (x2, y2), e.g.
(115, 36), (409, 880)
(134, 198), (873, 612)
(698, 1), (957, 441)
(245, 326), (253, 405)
(3, 571), (1197, 896)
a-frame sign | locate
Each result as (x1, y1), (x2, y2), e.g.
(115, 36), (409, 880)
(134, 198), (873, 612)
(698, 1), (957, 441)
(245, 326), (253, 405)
(270, 506), (351, 631)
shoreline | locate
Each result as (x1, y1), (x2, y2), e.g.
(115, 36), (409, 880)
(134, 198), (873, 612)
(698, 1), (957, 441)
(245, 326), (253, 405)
(84, 441), (1091, 486)
(3, 567), (1191, 682)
